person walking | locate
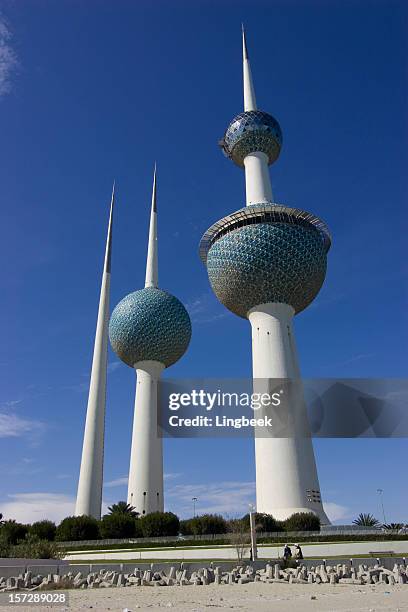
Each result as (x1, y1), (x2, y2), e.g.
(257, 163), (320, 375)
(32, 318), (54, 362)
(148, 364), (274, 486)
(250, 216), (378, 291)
(283, 544), (292, 561)
(294, 543), (304, 560)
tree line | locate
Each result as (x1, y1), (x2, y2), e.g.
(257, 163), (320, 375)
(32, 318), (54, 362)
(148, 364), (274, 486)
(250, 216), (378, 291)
(0, 504), (321, 558)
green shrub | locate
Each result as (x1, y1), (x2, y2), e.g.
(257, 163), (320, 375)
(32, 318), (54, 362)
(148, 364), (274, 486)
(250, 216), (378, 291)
(284, 512), (321, 532)
(99, 513), (142, 539)
(0, 535), (11, 557)
(30, 520), (56, 541)
(0, 520), (29, 545)
(11, 535), (63, 559)
(179, 519), (191, 535)
(239, 513), (284, 533)
(56, 515), (100, 542)
(139, 512), (179, 537)
(180, 514), (228, 536)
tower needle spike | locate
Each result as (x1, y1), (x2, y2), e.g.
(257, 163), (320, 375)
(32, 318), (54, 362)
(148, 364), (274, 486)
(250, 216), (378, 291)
(104, 181), (115, 274)
(75, 184), (116, 519)
(145, 165), (158, 288)
(242, 24), (257, 111)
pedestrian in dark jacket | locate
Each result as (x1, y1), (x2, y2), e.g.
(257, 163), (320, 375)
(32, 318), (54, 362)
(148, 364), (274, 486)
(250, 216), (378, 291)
(283, 544), (292, 561)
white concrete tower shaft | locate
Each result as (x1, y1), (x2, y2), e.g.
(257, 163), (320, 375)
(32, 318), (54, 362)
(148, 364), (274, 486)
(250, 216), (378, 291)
(75, 184), (115, 519)
(249, 304), (329, 522)
(242, 26), (273, 206)
(127, 167), (164, 514)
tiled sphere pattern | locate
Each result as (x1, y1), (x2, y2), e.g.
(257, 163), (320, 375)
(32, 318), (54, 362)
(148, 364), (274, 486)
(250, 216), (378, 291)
(109, 287), (191, 368)
(206, 222), (327, 318)
(222, 110), (282, 167)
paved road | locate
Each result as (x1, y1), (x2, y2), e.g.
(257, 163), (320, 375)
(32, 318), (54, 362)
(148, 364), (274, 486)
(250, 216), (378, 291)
(65, 540), (408, 561)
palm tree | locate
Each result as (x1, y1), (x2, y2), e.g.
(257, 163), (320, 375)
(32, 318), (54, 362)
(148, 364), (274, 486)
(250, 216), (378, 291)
(108, 501), (138, 517)
(382, 523), (404, 530)
(353, 513), (380, 527)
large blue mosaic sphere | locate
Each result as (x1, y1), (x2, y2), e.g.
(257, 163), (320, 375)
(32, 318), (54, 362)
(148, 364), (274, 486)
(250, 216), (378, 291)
(109, 287), (191, 368)
(206, 222), (327, 318)
(221, 110), (282, 167)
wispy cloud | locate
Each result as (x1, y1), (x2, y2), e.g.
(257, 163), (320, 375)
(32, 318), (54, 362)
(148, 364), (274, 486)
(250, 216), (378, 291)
(0, 493), (108, 523)
(0, 412), (46, 439)
(104, 476), (128, 488)
(164, 472), (182, 481)
(0, 15), (18, 97)
(3, 457), (44, 477)
(62, 381), (89, 393)
(166, 480), (256, 518)
(64, 362), (121, 394)
(324, 352), (376, 369)
(165, 478), (351, 523)
(2, 399), (23, 408)
(0, 493), (75, 523)
(186, 293), (227, 325)
(324, 502), (352, 523)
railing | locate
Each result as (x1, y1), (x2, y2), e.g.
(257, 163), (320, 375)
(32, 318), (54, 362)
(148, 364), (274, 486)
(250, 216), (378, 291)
(57, 526), (404, 549)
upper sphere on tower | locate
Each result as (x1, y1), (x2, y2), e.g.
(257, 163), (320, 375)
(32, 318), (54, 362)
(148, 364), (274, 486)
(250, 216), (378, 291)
(220, 110), (282, 168)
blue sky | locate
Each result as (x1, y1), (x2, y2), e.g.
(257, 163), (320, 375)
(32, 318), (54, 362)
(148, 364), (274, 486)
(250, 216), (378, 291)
(0, 0), (407, 525)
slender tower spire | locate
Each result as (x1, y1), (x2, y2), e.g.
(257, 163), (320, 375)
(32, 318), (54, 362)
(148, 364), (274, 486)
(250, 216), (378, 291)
(109, 167), (191, 516)
(145, 164), (158, 288)
(242, 24), (257, 112)
(75, 184), (115, 519)
(241, 28), (274, 205)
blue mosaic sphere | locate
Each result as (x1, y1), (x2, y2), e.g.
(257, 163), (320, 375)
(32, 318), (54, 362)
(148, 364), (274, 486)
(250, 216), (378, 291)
(206, 222), (327, 318)
(109, 287), (191, 368)
(221, 110), (282, 167)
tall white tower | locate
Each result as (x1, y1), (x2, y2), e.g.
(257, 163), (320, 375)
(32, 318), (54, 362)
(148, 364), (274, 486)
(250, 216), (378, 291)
(200, 29), (331, 523)
(109, 168), (191, 515)
(75, 185), (115, 519)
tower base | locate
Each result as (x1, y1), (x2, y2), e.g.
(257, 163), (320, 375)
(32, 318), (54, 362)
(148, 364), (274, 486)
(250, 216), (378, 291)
(127, 360), (164, 515)
(249, 302), (330, 525)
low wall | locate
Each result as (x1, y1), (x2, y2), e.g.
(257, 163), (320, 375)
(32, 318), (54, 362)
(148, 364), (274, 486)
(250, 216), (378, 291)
(0, 558), (69, 579)
(0, 557), (406, 579)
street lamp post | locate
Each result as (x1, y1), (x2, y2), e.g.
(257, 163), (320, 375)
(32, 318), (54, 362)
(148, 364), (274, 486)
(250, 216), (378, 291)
(377, 489), (386, 524)
(249, 503), (257, 561)
(192, 497), (198, 518)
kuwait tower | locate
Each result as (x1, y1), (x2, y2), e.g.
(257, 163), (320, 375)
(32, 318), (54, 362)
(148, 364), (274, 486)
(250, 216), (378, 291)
(199, 30), (331, 523)
(109, 168), (191, 515)
(75, 185), (115, 519)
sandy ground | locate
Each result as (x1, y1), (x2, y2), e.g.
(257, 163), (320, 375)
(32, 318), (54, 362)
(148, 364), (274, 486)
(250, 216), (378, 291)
(3, 582), (408, 612)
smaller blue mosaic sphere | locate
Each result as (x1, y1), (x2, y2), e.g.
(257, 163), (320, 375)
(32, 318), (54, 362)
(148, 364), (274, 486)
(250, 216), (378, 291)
(109, 287), (191, 368)
(221, 110), (282, 167)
